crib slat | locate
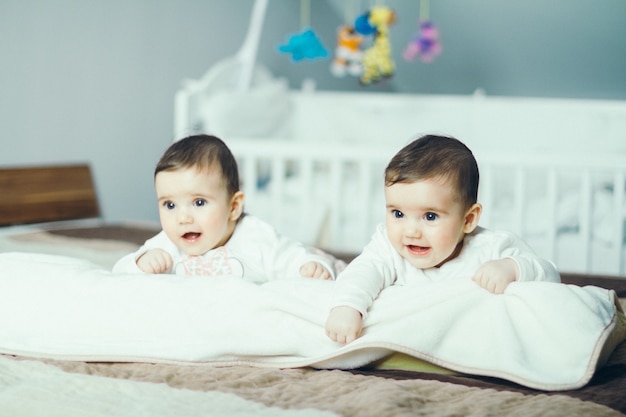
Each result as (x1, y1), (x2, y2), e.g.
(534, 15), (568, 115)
(299, 158), (314, 242)
(241, 157), (257, 205)
(579, 170), (593, 272)
(613, 171), (625, 275)
(513, 167), (525, 236)
(357, 161), (373, 248)
(545, 169), (558, 263)
(327, 159), (343, 250)
(270, 157), (286, 231)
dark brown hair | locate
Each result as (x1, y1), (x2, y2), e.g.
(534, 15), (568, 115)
(385, 135), (479, 209)
(155, 134), (240, 197)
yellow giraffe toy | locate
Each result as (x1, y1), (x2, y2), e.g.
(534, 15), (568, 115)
(359, 6), (396, 85)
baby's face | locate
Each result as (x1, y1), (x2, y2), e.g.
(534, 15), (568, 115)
(384, 178), (472, 269)
(155, 167), (237, 256)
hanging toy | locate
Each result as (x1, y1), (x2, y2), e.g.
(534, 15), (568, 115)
(403, 19), (442, 63)
(278, 28), (328, 62)
(354, 13), (376, 36)
(403, 0), (442, 63)
(277, 0), (328, 62)
(330, 25), (364, 77)
(356, 6), (397, 85)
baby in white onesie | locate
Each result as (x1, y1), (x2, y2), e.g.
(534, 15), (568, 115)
(114, 134), (342, 282)
(325, 135), (560, 344)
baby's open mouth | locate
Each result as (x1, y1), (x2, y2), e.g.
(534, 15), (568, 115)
(182, 232), (201, 240)
(407, 245), (429, 255)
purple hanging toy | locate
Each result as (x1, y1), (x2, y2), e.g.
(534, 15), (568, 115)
(403, 19), (442, 63)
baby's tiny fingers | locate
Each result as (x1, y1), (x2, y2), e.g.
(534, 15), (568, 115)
(299, 262), (314, 277)
(319, 269), (332, 280)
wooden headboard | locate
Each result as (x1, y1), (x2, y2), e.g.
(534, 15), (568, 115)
(0, 164), (100, 226)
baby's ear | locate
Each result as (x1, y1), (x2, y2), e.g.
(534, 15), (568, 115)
(230, 191), (245, 221)
(463, 203), (482, 233)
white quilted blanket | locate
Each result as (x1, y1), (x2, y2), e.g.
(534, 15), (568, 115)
(0, 252), (623, 391)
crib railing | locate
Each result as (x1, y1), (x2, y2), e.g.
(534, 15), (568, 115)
(476, 152), (626, 275)
(228, 140), (395, 252)
(228, 139), (626, 276)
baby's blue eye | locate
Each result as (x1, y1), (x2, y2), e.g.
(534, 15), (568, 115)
(392, 209), (404, 219)
(424, 212), (438, 221)
(163, 201), (175, 210)
(194, 199), (207, 207)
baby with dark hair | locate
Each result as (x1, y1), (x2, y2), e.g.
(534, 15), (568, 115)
(325, 134), (560, 344)
(114, 134), (340, 281)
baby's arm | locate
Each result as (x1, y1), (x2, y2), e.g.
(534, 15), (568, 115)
(325, 225), (396, 343)
(299, 261), (333, 280)
(472, 230), (561, 294)
(112, 231), (178, 274)
(136, 248), (173, 274)
(259, 219), (339, 280)
(325, 306), (363, 344)
(472, 258), (518, 294)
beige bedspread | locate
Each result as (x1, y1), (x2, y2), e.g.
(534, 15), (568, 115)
(8, 336), (625, 417)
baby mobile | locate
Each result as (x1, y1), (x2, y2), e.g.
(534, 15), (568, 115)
(403, 0), (442, 63)
(277, 1), (442, 86)
(277, 0), (329, 62)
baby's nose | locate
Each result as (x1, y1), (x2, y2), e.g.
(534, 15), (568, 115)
(405, 219), (422, 237)
(178, 211), (193, 224)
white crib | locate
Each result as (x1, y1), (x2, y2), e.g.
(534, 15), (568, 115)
(173, 63), (626, 276)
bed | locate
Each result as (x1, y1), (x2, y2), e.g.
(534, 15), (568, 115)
(3, 1), (626, 411)
(1, 164), (626, 417)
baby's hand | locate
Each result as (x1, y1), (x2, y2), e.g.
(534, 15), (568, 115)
(325, 306), (363, 344)
(299, 261), (332, 280)
(136, 249), (173, 274)
(472, 258), (518, 294)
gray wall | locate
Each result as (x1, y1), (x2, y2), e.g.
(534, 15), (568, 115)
(1, 0), (624, 223)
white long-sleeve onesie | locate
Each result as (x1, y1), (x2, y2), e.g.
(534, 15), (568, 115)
(113, 215), (339, 283)
(331, 225), (560, 316)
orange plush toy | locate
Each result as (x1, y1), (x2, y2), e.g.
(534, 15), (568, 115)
(330, 25), (365, 77)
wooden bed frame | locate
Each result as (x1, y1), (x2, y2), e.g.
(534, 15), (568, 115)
(0, 164), (100, 226)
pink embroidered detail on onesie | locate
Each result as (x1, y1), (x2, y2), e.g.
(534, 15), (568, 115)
(175, 247), (243, 277)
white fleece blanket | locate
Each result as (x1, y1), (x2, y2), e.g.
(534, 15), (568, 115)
(0, 252), (623, 391)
